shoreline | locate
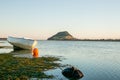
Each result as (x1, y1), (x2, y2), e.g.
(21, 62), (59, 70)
(0, 38), (120, 42)
(0, 53), (62, 79)
(46, 39), (120, 42)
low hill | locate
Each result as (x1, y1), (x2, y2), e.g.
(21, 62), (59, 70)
(47, 31), (77, 40)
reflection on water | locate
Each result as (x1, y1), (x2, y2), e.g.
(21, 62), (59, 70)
(0, 48), (13, 54)
(0, 40), (13, 53)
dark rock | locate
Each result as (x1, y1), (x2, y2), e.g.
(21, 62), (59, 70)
(62, 66), (84, 80)
(47, 31), (77, 40)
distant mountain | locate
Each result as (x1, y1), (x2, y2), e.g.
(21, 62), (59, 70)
(47, 31), (77, 40)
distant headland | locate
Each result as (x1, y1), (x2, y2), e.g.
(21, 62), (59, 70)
(47, 31), (120, 41)
(47, 31), (77, 40)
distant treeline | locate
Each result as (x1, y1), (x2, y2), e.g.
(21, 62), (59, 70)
(74, 39), (120, 41)
(56, 39), (120, 41)
(0, 38), (120, 41)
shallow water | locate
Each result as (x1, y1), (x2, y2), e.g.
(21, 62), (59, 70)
(0, 40), (120, 80)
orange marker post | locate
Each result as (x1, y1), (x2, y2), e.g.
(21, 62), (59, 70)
(33, 48), (39, 58)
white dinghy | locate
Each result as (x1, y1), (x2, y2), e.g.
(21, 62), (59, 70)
(7, 36), (37, 50)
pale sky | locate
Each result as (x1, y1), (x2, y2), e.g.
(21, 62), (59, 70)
(0, 0), (120, 39)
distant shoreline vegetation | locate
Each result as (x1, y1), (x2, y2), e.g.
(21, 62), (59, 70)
(47, 39), (120, 41)
(47, 31), (120, 41)
(1, 38), (120, 41)
(71, 39), (120, 41)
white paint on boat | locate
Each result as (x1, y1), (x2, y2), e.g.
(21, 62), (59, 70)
(7, 36), (37, 50)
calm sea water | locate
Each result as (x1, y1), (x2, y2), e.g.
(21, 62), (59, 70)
(0, 40), (120, 80)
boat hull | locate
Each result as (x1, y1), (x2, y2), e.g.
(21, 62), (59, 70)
(7, 36), (37, 50)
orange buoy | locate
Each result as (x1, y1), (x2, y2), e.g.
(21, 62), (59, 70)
(33, 48), (39, 58)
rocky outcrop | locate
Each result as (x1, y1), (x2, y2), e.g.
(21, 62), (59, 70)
(47, 31), (77, 40)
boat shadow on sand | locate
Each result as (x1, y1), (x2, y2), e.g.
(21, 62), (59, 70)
(10, 50), (33, 58)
